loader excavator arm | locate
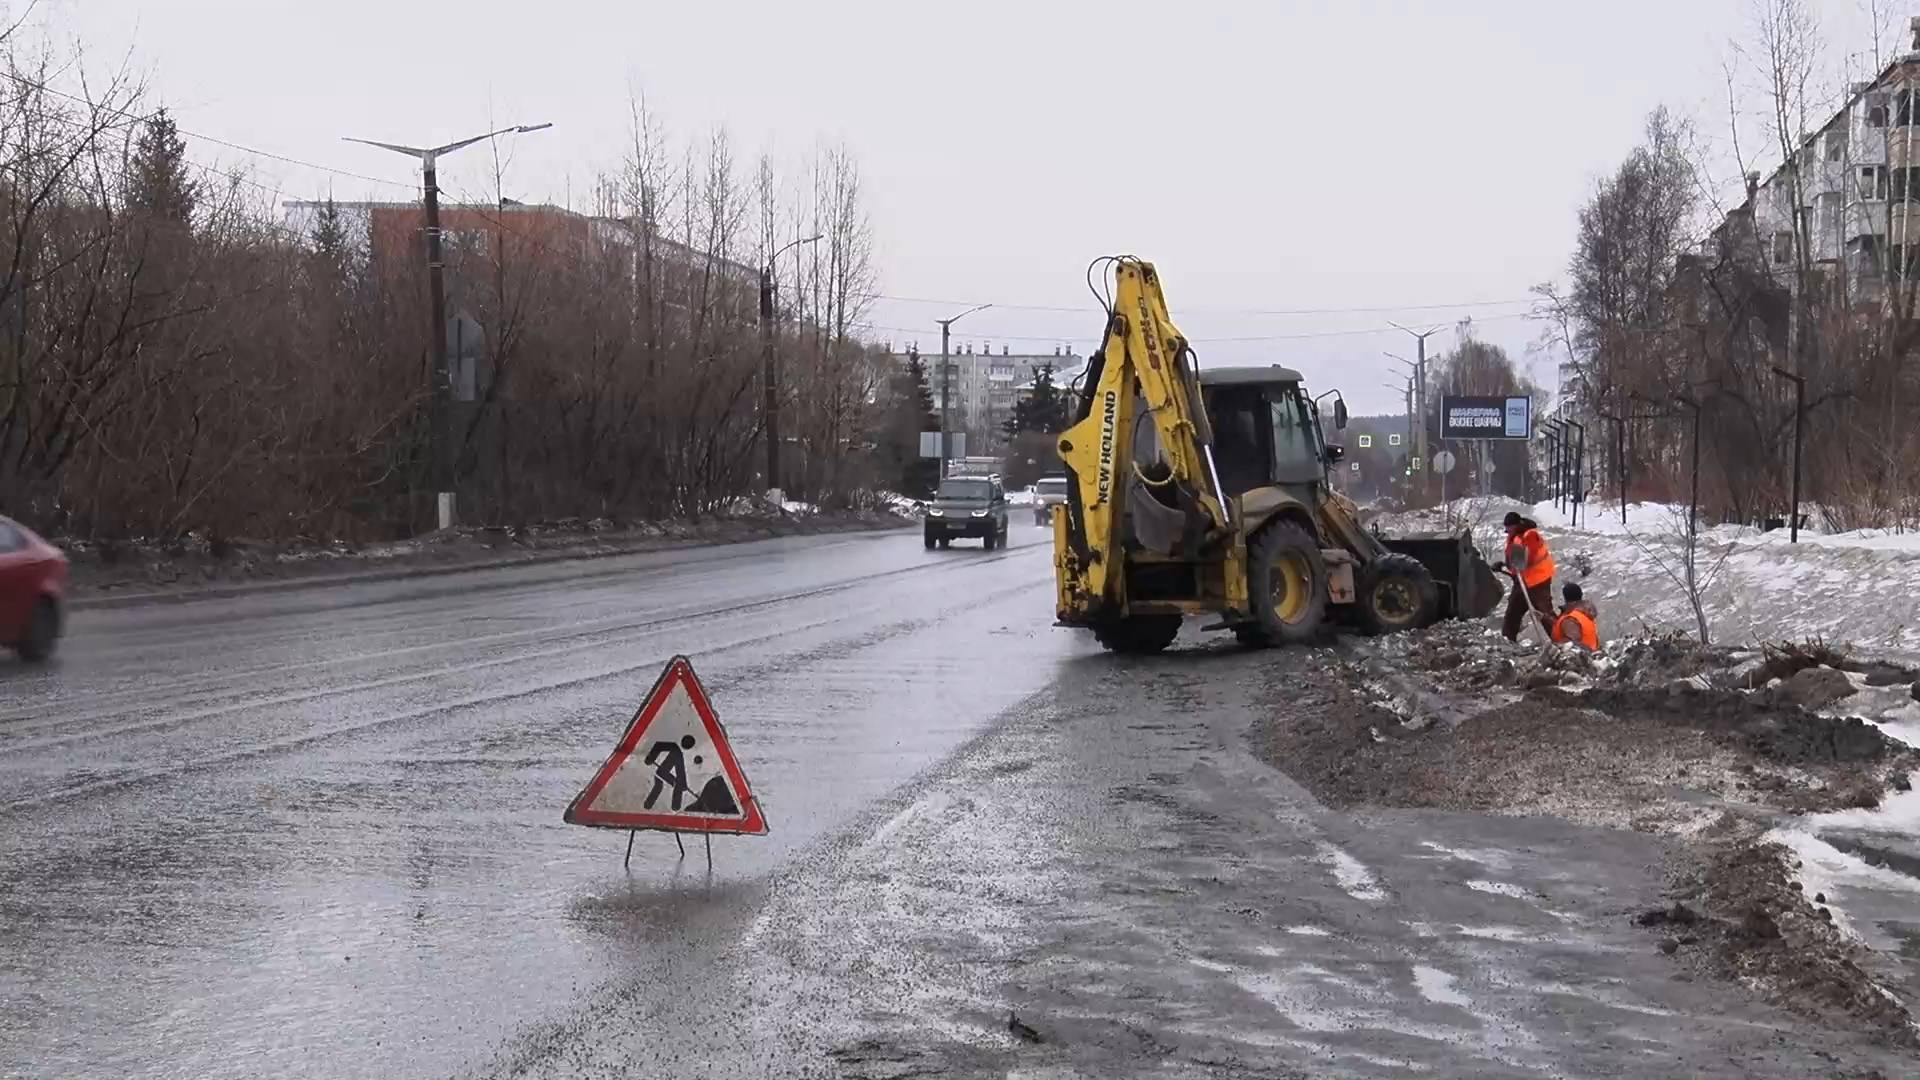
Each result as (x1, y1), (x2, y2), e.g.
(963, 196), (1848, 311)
(1054, 257), (1232, 624)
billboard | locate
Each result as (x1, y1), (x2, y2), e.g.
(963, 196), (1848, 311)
(1441, 395), (1532, 440)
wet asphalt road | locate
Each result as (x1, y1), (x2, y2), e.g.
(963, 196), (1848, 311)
(1, 524), (1073, 1079)
(2, 524), (1908, 1078)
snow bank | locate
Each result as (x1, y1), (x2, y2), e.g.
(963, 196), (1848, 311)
(1375, 496), (1920, 654)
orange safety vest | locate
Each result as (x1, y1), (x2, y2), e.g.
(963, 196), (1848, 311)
(1507, 528), (1555, 588)
(1554, 609), (1598, 651)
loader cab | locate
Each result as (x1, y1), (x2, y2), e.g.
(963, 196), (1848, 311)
(1199, 365), (1341, 497)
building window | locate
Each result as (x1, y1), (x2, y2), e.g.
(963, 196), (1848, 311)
(1890, 242), (1918, 278)
(1824, 130), (1848, 162)
(1772, 231), (1795, 265)
(1819, 194), (1844, 237)
(1900, 89), (1919, 127)
(1860, 165), (1889, 200)
(1893, 166), (1920, 202)
(1854, 234), (1882, 277)
(1868, 94), (1891, 128)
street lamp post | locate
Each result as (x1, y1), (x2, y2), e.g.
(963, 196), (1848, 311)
(760, 234), (823, 493)
(344, 123), (552, 532)
(935, 304), (992, 478)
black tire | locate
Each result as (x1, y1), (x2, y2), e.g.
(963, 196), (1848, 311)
(1248, 521), (1328, 646)
(938, 538), (950, 549)
(15, 598), (60, 663)
(1357, 553), (1439, 635)
(924, 531), (937, 550)
(1093, 615), (1182, 654)
(1034, 510), (1047, 527)
(983, 529), (998, 551)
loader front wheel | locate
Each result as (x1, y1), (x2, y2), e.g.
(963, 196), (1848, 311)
(1093, 615), (1182, 655)
(1248, 522), (1327, 646)
(1357, 553), (1438, 635)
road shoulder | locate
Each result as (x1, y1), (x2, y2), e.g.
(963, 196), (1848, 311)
(661, 638), (1912, 1078)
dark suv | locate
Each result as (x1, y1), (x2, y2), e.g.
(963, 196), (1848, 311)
(923, 476), (1010, 550)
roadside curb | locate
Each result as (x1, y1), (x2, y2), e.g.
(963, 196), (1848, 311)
(66, 517), (912, 612)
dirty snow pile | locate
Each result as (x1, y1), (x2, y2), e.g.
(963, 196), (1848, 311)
(1376, 496), (1920, 656)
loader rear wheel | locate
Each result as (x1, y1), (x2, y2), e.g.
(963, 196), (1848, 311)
(1248, 522), (1327, 646)
(1357, 553), (1438, 635)
(1093, 615), (1182, 655)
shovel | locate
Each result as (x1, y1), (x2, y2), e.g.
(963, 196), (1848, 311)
(1497, 564), (1557, 654)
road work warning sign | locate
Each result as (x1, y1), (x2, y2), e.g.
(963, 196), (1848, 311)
(564, 656), (767, 835)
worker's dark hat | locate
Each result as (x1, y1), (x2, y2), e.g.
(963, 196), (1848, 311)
(1502, 511), (1523, 528)
(1563, 582), (1583, 601)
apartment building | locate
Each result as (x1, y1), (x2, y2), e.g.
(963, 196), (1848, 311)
(917, 343), (1080, 452)
(1734, 19), (1920, 292)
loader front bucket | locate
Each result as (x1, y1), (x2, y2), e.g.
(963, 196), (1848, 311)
(1379, 531), (1502, 621)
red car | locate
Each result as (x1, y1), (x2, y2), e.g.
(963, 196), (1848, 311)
(0, 516), (67, 662)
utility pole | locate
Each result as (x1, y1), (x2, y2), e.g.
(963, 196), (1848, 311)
(759, 233), (823, 493)
(936, 304), (991, 478)
(1771, 367), (1806, 543)
(344, 123), (552, 533)
(1388, 324), (1444, 503)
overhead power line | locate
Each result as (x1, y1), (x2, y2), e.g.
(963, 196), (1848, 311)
(857, 309), (1538, 347)
(863, 292), (1539, 317)
(0, 69), (413, 191)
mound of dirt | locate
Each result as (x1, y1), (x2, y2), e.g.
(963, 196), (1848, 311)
(1564, 685), (1906, 767)
(1657, 836), (1920, 1047)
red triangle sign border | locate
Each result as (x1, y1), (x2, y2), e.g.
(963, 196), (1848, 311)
(564, 655), (768, 835)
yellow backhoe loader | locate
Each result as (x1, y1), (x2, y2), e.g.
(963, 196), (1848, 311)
(1052, 256), (1499, 653)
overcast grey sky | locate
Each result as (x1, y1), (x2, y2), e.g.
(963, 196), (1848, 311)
(30, 0), (1887, 413)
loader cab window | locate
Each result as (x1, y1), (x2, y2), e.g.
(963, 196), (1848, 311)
(1204, 384), (1272, 496)
(1269, 389), (1325, 484)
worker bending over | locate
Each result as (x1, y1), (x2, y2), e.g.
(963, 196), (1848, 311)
(1552, 582), (1599, 651)
(1496, 511), (1555, 642)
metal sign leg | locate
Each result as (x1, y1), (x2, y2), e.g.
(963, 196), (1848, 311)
(624, 830), (636, 869)
(704, 833), (713, 871)
(675, 833), (686, 859)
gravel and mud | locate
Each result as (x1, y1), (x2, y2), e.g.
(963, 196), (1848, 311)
(1253, 622), (1920, 1049)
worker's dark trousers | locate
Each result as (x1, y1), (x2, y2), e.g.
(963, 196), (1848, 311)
(1503, 579), (1554, 641)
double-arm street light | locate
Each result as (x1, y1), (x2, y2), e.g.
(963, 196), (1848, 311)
(344, 122), (553, 531)
(761, 234), (823, 492)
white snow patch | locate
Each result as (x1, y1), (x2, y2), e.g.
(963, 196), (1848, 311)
(1806, 781), (1920, 836)
(1284, 925), (1333, 937)
(1464, 880), (1538, 901)
(1764, 825), (1920, 938)
(1453, 925), (1541, 942)
(1412, 965), (1472, 1008)
(1316, 842), (1387, 902)
(1418, 841), (1512, 869)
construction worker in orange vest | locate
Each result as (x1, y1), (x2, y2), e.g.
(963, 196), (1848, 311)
(1495, 511), (1556, 642)
(1552, 582), (1600, 651)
